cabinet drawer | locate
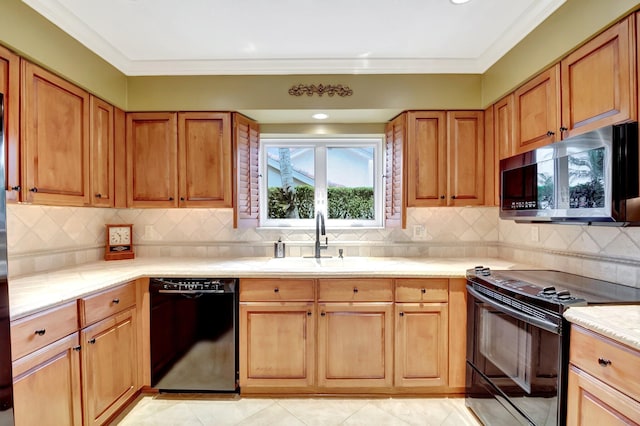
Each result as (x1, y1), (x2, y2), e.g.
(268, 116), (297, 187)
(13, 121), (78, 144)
(395, 279), (448, 302)
(570, 325), (640, 401)
(240, 278), (315, 301)
(318, 279), (393, 302)
(11, 301), (78, 361)
(79, 281), (136, 327)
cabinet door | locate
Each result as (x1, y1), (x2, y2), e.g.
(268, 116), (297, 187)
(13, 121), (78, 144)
(513, 64), (561, 154)
(395, 303), (448, 387)
(492, 95), (514, 206)
(561, 15), (635, 138)
(406, 111), (447, 207)
(12, 333), (82, 426)
(126, 112), (178, 207)
(239, 302), (315, 388)
(22, 61), (90, 206)
(317, 302), (393, 388)
(178, 112), (232, 207)
(567, 366), (640, 425)
(447, 111), (484, 206)
(384, 113), (405, 227)
(0, 45), (20, 202)
(81, 308), (137, 426)
(90, 96), (115, 207)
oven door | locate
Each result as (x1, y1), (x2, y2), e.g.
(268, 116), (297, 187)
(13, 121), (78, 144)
(466, 284), (562, 426)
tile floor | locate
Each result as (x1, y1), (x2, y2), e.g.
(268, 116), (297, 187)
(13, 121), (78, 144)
(111, 394), (482, 426)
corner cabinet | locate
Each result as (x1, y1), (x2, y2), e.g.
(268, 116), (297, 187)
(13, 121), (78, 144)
(567, 325), (640, 425)
(21, 61), (91, 206)
(90, 96), (115, 207)
(239, 278), (316, 390)
(0, 45), (20, 202)
(317, 279), (394, 389)
(126, 112), (179, 207)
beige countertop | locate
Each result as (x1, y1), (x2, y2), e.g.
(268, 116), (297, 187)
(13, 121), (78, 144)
(9, 256), (529, 320)
(564, 305), (640, 352)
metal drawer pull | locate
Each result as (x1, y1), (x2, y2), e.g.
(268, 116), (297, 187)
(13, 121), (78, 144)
(598, 357), (612, 367)
(399, 312), (404, 317)
(88, 338), (96, 344)
(34, 329), (46, 336)
(73, 346), (81, 352)
(274, 287), (279, 293)
(353, 287), (358, 293)
(421, 288), (426, 294)
(112, 298), (120, 304)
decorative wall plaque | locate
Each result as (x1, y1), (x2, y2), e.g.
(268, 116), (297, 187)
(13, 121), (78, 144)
(288, 84), (353, 97)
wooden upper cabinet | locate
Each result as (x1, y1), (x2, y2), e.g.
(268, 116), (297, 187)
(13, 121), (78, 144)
(22, 61), (90, 206)
(406, 111), (447, 207)
(494, 94), (514, 161)
(447, 111), (484, 206)
(126, 112), (178, 207)
(384, 113), (405, 227)
(89, 96), (115, 207)
(513, 64), (561, 154)
(0, 46), (20, 202)
(561, 15), (636, 138)
(233, 113), (260, 228)
(178, 112), (232, 207)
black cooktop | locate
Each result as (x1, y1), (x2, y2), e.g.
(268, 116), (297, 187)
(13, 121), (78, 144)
(467, 267), (640, 310)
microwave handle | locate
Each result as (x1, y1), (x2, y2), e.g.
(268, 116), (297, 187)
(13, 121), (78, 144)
(466, 284), (560, 335)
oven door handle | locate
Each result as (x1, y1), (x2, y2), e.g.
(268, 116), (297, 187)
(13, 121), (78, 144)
(467, 285), (560, 334)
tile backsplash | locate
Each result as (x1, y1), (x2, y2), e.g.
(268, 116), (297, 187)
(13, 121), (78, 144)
(7, 204), (640, 287)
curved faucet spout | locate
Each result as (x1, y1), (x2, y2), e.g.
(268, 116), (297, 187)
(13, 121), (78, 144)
(314, 211), (328, 258)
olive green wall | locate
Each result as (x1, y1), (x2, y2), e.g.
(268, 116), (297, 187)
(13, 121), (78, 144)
(482, 0), (640, 106)
(0, 0), (128, 108)
(126, 74), (482, 113)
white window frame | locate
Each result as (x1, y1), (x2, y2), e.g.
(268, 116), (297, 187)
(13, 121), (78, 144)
(259, 135), (384, 229)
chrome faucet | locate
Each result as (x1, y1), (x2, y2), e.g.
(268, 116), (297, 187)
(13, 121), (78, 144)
(314, 211), (328, 258)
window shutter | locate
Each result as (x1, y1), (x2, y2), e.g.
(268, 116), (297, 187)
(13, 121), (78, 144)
(384, 113), (406, 228)
(233, 113), (260, 228)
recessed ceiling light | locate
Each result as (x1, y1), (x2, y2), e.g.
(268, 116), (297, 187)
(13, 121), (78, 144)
(450, 0), (471, 4)
(312, 113), (329, 120)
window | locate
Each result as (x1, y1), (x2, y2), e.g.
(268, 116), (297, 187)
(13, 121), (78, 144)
(260, 136), (384, 228)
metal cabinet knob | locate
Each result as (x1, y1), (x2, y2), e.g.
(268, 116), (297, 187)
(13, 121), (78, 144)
(112, 298), (120, 304)
(274, 287), (279, 293)
(598, 357), (612, 367)
(399, 312), (404, 317)
(421, 288), (426, 294)
(29, 187), (38, 192)
(73, 345), (81, 352)
(10, 186), (20, 191)
(95, 193), (102, 198)
(307, 311), (312, 316)
(546, 130), (555, 137)
(34, 329), (46, 336)
(353, 287), (358, 293)
(560, 126), (568, 132)
(88, 338), (96, 344)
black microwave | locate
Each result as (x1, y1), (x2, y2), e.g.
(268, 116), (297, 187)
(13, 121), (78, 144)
(500, 122), (640, 225)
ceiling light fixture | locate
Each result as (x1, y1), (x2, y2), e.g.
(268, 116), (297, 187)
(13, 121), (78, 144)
(312, 113), (329, 120)
(450, 0), (471, 4)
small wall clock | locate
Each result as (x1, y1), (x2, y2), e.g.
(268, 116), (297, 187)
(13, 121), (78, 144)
(105, 224), (135, 261)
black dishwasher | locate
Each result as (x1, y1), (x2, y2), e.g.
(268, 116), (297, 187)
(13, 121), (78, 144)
(149, 277), (239, 393)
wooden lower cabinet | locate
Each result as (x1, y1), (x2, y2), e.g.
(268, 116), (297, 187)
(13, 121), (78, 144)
(12, 333), (82, 426)
(81, 307), (138, 426)
(239, 302), (315, 388)
(567, 366), (640, 425)
(567, 325), (640, 425)
(394, 303), (448, 387)
(317, 302), (393, 388)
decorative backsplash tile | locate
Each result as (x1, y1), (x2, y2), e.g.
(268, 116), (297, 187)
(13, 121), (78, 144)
(7, 203), (640, 288)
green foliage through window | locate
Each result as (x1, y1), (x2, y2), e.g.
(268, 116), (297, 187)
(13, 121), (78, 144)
(268, 185), (374, 219)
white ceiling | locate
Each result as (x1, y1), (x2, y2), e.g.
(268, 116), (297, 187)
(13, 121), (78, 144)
(23, 0), (565, 76)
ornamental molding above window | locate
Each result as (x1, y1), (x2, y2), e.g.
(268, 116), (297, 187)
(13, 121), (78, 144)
(288, 84), (353, 97)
